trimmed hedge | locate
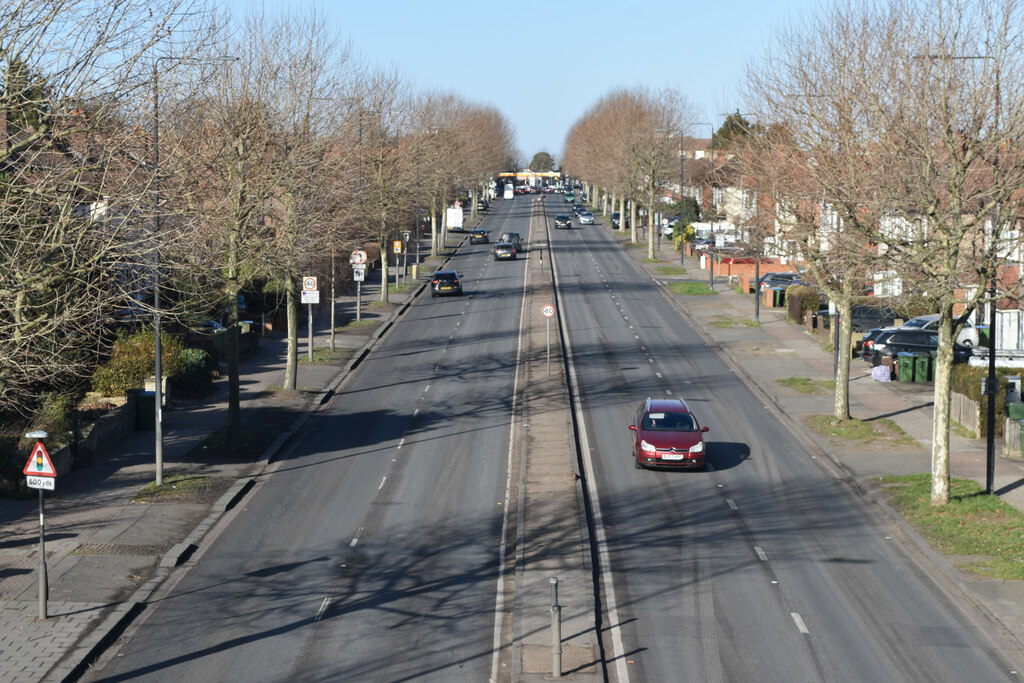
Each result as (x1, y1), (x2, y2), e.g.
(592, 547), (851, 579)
(170, 348), (216, 398)
(950, 363), (1024, 438)
(786, 284), (824, 323)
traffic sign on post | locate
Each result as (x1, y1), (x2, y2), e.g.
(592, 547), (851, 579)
(350, 249), (367, 265)
(302, 276), (317, 291)
(23, 441), (56, 477)
(542, 304), (555, 318)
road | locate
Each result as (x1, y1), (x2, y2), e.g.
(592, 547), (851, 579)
(544, 194), (1017, 682)
(87, 189), (1020, 682)
(87, 196), (535, 682)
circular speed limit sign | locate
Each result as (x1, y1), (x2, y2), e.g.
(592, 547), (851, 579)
(302, 276), (317, 291)
(542, 304), (555, 318)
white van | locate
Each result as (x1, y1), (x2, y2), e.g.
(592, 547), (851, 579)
(503, 184), (514, 200)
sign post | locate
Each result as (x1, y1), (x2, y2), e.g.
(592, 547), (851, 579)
(23, 431), (55, 620)
(350, 249), (368, 322)
(542, 304), (555, 376)
(302, 276), (319, 362)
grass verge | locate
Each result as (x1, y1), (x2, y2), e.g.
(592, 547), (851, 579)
(807, 415), (918, 446)
(655, 266), (686, 276)
(777, 377), (836, 394)
(879, 473), (1024, 580)
(336, 319), (379, 331)
(713, 317), (761, 329)
(300, 347), (352, 365)
(185, 427), (269, 459)
(667, 281), (716, 296)
(133, 474), (228, 503)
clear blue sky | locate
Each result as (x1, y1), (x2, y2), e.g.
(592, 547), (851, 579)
(229, 0), (822, 162)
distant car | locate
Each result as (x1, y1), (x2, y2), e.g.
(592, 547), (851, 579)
(578, 211), (594, 225)
(564, 193), (575, 203)
(478, 199), (490, 211)
(572, 203), (586, 215)
(758, 272), (801, 291)
(499, 231), (522, 252)
(554, 214), (572, 229)
(630, 397), (709, 470)
(470, 229), (489, 244)
(493, 243), (516, 260)
(901, 313), (980, 347)
(430, 270), (462, 297)
(611, 212), (630, 229)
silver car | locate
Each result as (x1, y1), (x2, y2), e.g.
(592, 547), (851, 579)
(578, 211), (594, 225)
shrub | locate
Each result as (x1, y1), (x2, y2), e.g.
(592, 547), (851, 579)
(91, 330), (184, 396)
(170, 348), (216, 398)
(30, 392), (77, 447)
(786, 284), (824, 323)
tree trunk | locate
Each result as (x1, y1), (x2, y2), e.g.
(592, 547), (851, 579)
(647, 189), (656, 260)
(630, 199), (638, 243)
(329, 252), (336, 352)
(430, 196), (439, 258)
(834, 298), (852, 420)
(284, 278), (298, 391)
(931, 303), (955, 505)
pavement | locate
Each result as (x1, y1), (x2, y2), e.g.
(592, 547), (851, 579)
(3, 205), (1024, 681)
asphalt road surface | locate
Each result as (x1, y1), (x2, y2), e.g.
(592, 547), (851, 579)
(88, 196), (534, 682)
(545, 195), (1018, 682)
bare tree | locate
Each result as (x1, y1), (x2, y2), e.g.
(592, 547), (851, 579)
(745, 0), (1024, 504)
(0, 0), (212, 417)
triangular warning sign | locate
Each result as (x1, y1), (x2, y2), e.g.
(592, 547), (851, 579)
(23, 441), (56, 477)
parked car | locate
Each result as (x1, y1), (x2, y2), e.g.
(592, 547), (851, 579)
(578, 211), (595, 225)
(493, 242), (517, 261)
(611, 212), (630, 229)
(469, 228), (489, 244)
(849, 304), (900, 333)
(630, 397), (709, 470)
(901, 313), (980, 347)
(758, 272), (801, 291)
(430, 270), (463, 297)
(554, 214), (572, 229)
(870, 328), (973, 363)
(478, 199), (490, 212)
(661, 217), (680, 238)
(859, 326), (900, 361)
(499, 232), (522, 252)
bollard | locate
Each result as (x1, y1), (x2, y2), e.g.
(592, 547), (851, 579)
(552, 604), (562, 678)
(550, 576), (558, 606)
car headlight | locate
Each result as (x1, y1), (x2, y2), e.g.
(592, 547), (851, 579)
(640, 440), (656, 453)
(690, 441), (704, 454)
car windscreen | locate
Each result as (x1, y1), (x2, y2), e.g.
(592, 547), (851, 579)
(642, 412), (696, 431)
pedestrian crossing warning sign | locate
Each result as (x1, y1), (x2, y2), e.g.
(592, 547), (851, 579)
(23, 441), (56, 477)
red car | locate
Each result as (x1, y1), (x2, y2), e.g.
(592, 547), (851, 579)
(630, 398), (709, 470)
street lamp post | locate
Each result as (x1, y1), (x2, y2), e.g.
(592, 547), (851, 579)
(151, 55), (235, 486)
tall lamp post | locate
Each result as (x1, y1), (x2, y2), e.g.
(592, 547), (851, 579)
(151, 55), (235, 486)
